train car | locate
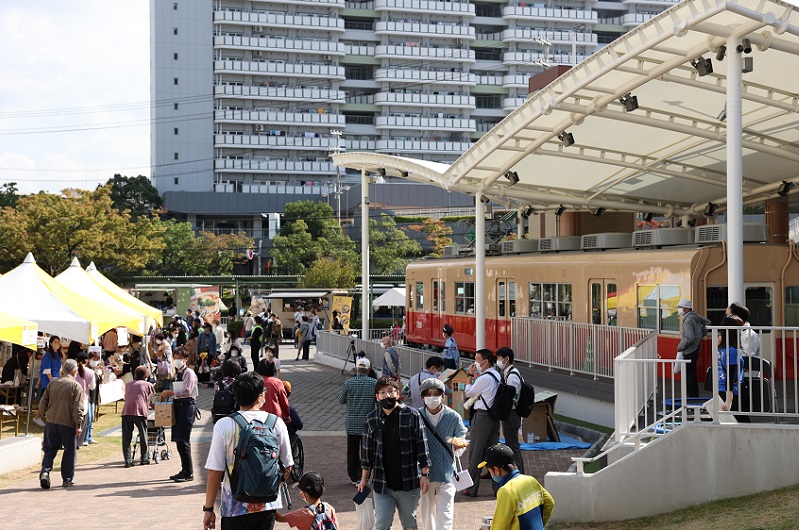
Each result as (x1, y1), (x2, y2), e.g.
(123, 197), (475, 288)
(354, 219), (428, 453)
(405, 232), (799, 378)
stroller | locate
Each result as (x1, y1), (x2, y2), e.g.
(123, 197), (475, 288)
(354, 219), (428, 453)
(132, 418), (173, 464)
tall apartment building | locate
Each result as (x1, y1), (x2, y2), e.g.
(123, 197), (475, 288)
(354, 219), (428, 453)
(150, 0), (675, 265)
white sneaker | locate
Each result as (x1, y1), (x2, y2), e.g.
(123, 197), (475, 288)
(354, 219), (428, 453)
(33, 418), (46, 427)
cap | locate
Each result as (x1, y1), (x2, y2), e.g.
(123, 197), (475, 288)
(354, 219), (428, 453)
(297, 471), (324, 493)
(419, 377), (445, 395)
(677, 298), (692, 309)
(443, 324), (454, 335)
(356, 357), (371, 369)
(478, 444), (516, 469)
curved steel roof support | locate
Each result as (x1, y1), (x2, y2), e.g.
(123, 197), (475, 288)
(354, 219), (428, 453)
(727, 35), (745, 304)
(361, 168), (371, 340)
(475, 194), (486, 351)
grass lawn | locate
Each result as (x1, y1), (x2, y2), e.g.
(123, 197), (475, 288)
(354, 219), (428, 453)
(0, 402), (126, 489)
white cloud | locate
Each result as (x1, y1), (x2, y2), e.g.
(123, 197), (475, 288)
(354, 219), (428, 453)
(0, 2), (149, 195)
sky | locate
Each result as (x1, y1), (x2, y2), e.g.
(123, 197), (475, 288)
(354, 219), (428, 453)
(0, 2), (149, 195)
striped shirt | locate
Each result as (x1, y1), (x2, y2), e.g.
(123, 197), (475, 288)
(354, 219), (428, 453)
(361, 404), (430, 494)
(338, 374), (377, 435)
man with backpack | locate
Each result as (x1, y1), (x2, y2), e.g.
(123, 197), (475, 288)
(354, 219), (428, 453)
(270, 314), (283, 358)
(204, 371), (293, 530)
(275, 471), (338, 529)
(211, 360), (241, 423)
(496, 347), (529, 473)
(462, 349), (501, 497)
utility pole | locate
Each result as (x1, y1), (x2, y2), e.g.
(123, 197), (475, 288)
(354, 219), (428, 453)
(331, 130), (344, 224)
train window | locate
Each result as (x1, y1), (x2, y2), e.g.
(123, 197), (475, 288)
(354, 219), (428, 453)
(660, 285), (681, 332)
(607, 283), (617, 326)
(591, 283), (602, 324)
(416, 282), (424, 310)
(637, 285), (658, 330)
(509, 282), (516, 317)
(455, 282), (475, 314)
(499, 281), (506, 317)
(708, 285), (773, 326)
(786, 287), (799, 326)
(441, 281), (446, 312)
(638, 284), (680, 332)
(529, 282), (571, 319)
(433, 280), (439, 312)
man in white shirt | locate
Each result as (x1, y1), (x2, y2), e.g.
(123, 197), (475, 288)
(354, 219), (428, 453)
(463, 349), (500, 497)
(727, 302), (760, 356)
(203, 371), (293, 530)
(496, 346), (525, 473)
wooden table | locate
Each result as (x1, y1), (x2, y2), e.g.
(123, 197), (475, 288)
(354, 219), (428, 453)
(0, 405), (20, 438)
(0, 385), (21, 406)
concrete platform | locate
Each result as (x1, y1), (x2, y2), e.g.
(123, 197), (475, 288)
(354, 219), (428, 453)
(0, 435), (40, 475)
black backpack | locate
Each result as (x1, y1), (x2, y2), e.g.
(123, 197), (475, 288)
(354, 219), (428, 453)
(212, 379), (238, 423)
(480, 370), (515, 422)
(509, 368), (536, 418)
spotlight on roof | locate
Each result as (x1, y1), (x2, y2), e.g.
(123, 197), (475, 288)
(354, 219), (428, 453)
(737, 38), (752, 54)
(591, 207), (606, 217)
(742, 56), (754, 73)
(400, 171), (409, 178)
(717, 104), (727, 122)
(619, 93), (638, 112)
(557, 131), (575, 147)
(642, 212), (655, 222)
(505, 171), (520, 186)
(377, 168), (386, 177)
(522, 206), (535, 218)
(703, 202), (718, 218)
(716, 45), (726, 61)
(554, 205), (566, 216)
(480, 195), (491, 204)
(778, 181), (795, 197)
(691, 56), (713, 76)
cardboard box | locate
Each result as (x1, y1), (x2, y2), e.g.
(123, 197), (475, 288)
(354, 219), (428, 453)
(446, 369), (471, 420)
(154, 401), (175, 427)
(522, 404), (549, 444)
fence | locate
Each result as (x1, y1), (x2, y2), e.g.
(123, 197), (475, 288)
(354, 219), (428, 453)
(511, 318), (651, 380)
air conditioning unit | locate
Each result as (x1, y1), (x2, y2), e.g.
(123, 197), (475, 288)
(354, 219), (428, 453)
(501, 239), (538, 254)
(538, 236), (581, 252)
(254, 124), (265, 131)
(581, 232), (631, 251)
(443, 244), (460, 257)
(633, 228), (695, 248)
(254, 26), (264, 32)
(695, 223), (769, 245)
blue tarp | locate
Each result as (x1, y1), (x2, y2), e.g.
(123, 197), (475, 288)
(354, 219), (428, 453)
(463, 420), (591, 450)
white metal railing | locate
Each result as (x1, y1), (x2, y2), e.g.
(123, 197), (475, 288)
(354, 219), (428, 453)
(374, 69), (476, 84)
(374, 0), (475, 15)
(213, 10), (347, 31)
(375, 140), (472, 153)
(375, 21), (476, 39)
(375, 116), (476, 130)
(502, 6), (598, 22)
(214, 84), (346, 102)
(374, 45), (476, 62)
(214, 60), (346, 79)
(374, 93), (475, 108)
(511, 318), (651, 379)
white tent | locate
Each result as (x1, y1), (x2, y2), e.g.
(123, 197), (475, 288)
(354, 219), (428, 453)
(55, 257), (147, 334)
(86, 262), (164, 328)
(372, 287), (405, 308)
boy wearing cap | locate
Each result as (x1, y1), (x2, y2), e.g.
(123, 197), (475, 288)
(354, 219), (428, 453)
(441, 325), (459, 370)
(276, 471), (338, 530)
(338, 357), (377, 485)
(676, 298), (710, 398)
(480, 444), (554, 530)
(418, 377), (467, 530)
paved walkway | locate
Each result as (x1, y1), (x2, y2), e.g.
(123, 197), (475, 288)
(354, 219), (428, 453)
(0, 344), (581, 530)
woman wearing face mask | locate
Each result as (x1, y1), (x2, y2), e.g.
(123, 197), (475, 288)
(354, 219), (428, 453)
(463, 349), (501, 497)
(160, 347), (198, 482)
(417, 378), (467, 530)
(84, 352), (103, 444)
(39, 336), (63, 400)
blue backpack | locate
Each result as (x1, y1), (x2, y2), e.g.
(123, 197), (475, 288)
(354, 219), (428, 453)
(310, 502), (337, 530)
(228, 412), (281, 503)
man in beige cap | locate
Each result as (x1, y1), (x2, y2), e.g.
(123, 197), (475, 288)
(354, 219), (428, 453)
(676, 298), (711, 397)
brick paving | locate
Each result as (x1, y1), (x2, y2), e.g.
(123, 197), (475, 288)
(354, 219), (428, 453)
(0, 343), (582, 530)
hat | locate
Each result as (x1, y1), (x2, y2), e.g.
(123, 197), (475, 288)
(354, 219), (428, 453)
(297, 471), (324, 493)
(478, 444), (516, 469)
(419, 377), (445, 395)
(356, 357), (371, 369)
(443, 324), (454, 335)
(677, 298), (692, 309)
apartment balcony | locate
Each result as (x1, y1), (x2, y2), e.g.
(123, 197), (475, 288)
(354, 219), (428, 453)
(241, 184), (331, 194)
(251, 0), (345, 7)
(214, 60), (345, 80)
(214, 109), (347, 127)
(375, 116), (476, 131)
(502, 51), (550, 65)
(374, 68), (476, 85)
(502, 28), (599, 47)
(502, 6), (598, 24)
(502, 97), (528, 111)
(623, 0), (679, 6)
(374, 21), (476, 40)
(344, 44), (377, 56)
(376, 140), (472, 153)
(619, 12), (657, 26)
(213, 10), (346, 32)
(374, 92), (475, 109)
(374, 0), (475, 17)
(345, 1), (375, 9)
(214, 158), (337, 175)
(374, 45), (475, 63)
(214, 134), (339, 150)
(214, 35), (346, 56)
(502, 75), (529, 88)
(214, 84), (346, 104)
(347, 139), (377, 150)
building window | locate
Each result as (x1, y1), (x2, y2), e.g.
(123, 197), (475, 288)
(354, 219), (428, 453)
(174, 177), (179, 185)
(174, 103), (179, 110)
(529, 283), (572, 320)
(173, 52), (179, 60)
(174, 152), (179, 160)
(174, 128), (179, 135)
(173, 27), (178, 35)
(455, 282), (475, 314)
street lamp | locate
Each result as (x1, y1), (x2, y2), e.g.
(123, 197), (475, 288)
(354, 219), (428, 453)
(330, 130), (344, 224)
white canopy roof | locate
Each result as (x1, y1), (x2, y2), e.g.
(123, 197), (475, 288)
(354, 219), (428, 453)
(372, 287), (406, 308)
(335, 0), (799, 218)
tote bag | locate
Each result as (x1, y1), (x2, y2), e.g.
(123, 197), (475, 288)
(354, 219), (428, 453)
(355, 497), (375, 530)
(452, 456), (473, 492)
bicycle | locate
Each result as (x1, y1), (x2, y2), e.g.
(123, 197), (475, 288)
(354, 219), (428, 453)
(340, 339), (358, 375)
(288, 430), (304, 483)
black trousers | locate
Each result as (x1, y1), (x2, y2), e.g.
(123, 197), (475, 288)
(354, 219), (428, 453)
(175, 440), (192, 476)
(250, 340), (261, 372)
(302, 340), (311, 360)
(122, 415), (148, 463)
(41, 423), (77, 482)
(347, 434), (362, 482)
(221, 510), (276, 530)
(685, 356), (700, 397)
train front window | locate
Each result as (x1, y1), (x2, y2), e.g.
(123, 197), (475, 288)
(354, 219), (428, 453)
(455, 282), (475, 314)
(415, 282), (424, 310)
(708, 285), (774, 326)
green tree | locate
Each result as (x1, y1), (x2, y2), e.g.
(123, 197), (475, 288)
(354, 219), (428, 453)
(103, 174), (162, 218)
(302, 258), (357, 288)
(0, 182), (20, 208)
(271, 201), (356, 274)
(0, 186), (165, 275)
(408, 218), (454, 258)
(370, 213), (422, 274)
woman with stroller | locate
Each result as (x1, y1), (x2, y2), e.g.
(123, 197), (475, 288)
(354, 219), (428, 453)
(122, 365), (156, 467)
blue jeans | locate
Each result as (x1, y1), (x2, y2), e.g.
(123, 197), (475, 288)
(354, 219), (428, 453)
(85, 402), (95, 443)
(374, 487), (421, 530)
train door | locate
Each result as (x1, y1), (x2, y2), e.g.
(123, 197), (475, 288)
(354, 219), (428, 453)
(496, 279), (517, 348)
(590, 279), (618, 326)
(431, 278), (445, 344)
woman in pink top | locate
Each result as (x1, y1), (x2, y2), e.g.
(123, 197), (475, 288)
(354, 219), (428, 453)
(74, 352), (97, 446)
(122, 365), (156, 467)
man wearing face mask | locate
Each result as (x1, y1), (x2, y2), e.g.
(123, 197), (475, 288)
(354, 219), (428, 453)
(417, 378), (467, 530)
(161, 347), (198, 482)
(495, 347), (524, 473)
(405, 356), (445, 409)
(360, 376), (431, 530)
(479, 444), (554, 530)
(676, 298), (710, 398)
(463, 349), (501, 497)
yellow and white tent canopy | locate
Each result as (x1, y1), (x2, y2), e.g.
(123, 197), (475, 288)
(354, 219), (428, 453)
(55, 258), (147, 335)
(0, 312), (38, 349)
(335, 0), (799, 218)
(85, 262), (164, 328)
